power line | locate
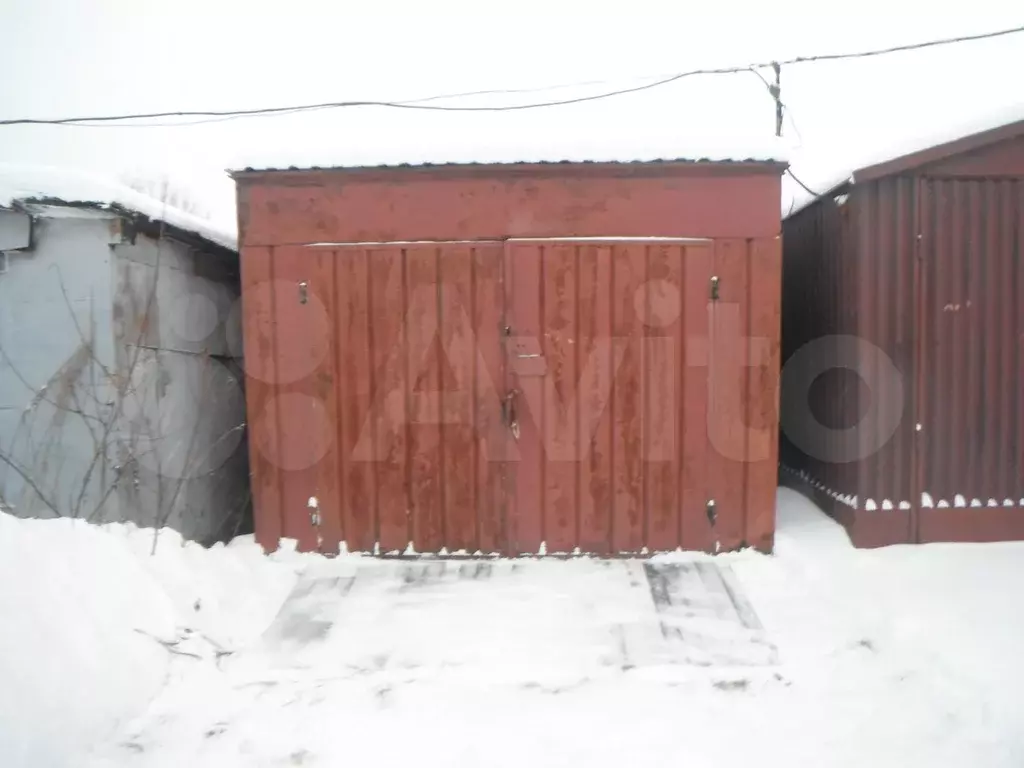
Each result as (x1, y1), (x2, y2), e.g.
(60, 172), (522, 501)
(0, 65), (748, 126)
(786, 168), (823, 197)
(398, 73), (680, 105)
(10, 73), (692, 129)
(2, 23), (1021, 127)
(784, 169), (824, 218)
(779, 23), (1023, 65)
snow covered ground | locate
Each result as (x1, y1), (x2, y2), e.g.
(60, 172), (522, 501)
(0, 515), (308, 768)
(3, 489), (1024, 767)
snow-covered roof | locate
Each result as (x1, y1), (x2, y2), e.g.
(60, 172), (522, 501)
(236, 139), (789, 172)
(0, 165), (237, 251)
(230, 109), (789, 172)
(785, 172), (853, 218)
(786, 102), (1024, 218)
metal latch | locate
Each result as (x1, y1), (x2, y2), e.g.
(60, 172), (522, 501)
(502, 389), (520, 441)
(298, 281), (308, 304)
(706, 499), (717, 526)
(709, 275), (720, 301)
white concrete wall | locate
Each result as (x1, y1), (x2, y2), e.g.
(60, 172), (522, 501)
(0, 206), (248, 542)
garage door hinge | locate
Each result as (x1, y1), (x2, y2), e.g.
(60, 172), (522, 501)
(709, 275), (720, 301)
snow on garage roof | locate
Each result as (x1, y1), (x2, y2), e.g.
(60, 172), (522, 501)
(786, 102), (1024, 218)
(234, 136), (789, 172)
(0, 164), (237, 250)
(229, 105), (790, 172)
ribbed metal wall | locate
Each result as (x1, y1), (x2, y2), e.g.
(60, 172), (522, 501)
(241, 242), (508, 555)
(918, 178), (1024, 509)
(854, 176), (919, 511)
(243, 237), (783, 555)
(238, 163), (787, 555)
(505, 239), (780, 556)
(782, 168), (1024, 544)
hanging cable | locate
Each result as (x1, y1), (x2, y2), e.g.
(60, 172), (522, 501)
(0, 24), (1020, 127)
(786, 168), (824, 197)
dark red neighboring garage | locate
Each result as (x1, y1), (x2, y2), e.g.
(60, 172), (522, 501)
(234, 154), (786, 556)
(782, 115), (1024, 547)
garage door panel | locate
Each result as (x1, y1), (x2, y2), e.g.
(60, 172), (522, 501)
(405, 247), (444, 553)
(240, 245), (283, 551)
(473, 246), (507, 553)
(746, 237), (782, 551)
(643, 244), (683, 551)
(577, 245), (615, 553)
(541, 243), (580, 553)
(505, 242), (544, 554)
(368, 247), (411, 553)
(507, 240), (718, 555)
(336, 248), (377, 553)
(680, 244), (714, 551)
(610, 243), (646, 553)
(709, 238), (748, 551)
(307, 248), (343, 555)
(266, 244), (330, 552)
(257, 236), (772, 556)
(439, 245), (478, 553)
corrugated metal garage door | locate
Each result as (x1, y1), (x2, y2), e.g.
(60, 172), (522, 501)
(242, 238), (777, 554)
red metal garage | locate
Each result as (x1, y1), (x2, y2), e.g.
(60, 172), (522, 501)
(781, 115), (1024, 547)
(234, 158), (785, 556)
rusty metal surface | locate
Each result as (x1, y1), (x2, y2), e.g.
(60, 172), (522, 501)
(242, 242), (507, 555)
(236, 164), (783, 246)
(243, 237), (782, 556)
(238, 164), (784, 555)
(782, 142), (1024, 543)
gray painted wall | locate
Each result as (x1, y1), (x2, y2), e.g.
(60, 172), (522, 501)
(0, 205), (248, 542)
(111, 231), (249, 542)
(0, 208), (120, 520)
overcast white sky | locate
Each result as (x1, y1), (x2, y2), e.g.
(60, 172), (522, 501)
(1, 1), (1022, 230)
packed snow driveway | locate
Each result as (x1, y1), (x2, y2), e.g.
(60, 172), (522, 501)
(89, 556), (783, 767)
(5, 489), (1024, 767)
(251, 557), (777, 674)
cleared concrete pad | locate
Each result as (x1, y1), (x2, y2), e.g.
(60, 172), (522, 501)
(243, 557), (774, 683)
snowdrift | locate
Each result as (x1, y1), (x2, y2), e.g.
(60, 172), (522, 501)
(0, 514), (299, 767)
